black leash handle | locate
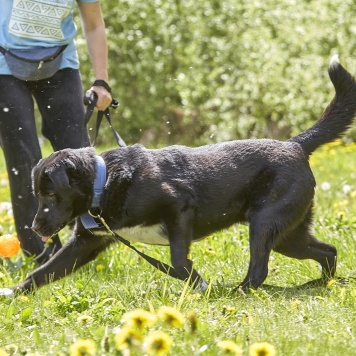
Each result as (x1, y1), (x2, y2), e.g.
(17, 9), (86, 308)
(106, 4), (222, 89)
(83, 89), (119, 108)
(84, 90), (126, 147)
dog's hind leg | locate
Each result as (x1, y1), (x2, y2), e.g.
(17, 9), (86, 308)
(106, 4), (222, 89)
(273, 216), (337, 284)
(238, 221), (276, 290)
(166, 208), (208, 293)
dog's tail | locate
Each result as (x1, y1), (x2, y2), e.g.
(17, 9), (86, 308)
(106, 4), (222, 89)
(288, 55), (356, 155)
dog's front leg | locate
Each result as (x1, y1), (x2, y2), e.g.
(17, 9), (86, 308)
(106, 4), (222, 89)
(3, 230), (113, 295)
(167, 209), (208, 293)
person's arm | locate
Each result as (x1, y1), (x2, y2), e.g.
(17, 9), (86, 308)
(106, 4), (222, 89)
(78, 1), (112, 111)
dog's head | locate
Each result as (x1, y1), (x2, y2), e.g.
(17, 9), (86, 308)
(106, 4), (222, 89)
(31, 147), (96, 240)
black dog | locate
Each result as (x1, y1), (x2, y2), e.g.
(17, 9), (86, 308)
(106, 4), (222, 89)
(1, 57), (355, 297)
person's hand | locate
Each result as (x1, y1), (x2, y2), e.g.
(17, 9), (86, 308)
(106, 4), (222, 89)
(91, 85), (112, 111)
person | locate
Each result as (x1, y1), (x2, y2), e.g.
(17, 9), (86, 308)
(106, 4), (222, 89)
(0, 0), (112, 263)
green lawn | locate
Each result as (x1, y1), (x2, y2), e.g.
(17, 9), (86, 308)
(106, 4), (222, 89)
(0, 140), (355, 355)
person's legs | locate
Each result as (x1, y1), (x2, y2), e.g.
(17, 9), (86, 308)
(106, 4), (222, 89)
(33, 68), (90, 149)
(0, 75), (60, 262)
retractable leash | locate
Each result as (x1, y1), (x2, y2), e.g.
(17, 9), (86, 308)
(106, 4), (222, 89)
(82, 92), (186, 282)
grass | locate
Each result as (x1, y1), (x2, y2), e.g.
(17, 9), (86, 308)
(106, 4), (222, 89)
(0, 139), (355, 355)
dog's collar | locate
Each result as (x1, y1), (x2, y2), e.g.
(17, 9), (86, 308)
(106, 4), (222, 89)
(80, 155), (106, 229)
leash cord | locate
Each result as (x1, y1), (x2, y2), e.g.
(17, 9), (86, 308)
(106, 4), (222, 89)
(88, 211), (185, 281)
(83, 90), (127, 147)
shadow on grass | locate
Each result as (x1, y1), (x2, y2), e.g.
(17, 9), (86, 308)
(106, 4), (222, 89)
(207, 275), (356, 299)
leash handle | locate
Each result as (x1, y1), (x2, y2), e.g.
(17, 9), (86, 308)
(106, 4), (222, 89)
(83, 90), (119, 109)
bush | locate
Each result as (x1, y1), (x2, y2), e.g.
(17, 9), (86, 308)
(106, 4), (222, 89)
(78, 0), (356, 147)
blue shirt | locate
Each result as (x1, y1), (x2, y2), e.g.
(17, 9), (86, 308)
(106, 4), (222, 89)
(0, 0), (98, 74)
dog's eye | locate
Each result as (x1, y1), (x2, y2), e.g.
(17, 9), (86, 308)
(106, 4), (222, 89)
(46, 192), (55, 198)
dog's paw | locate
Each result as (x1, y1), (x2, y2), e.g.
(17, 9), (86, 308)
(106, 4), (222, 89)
(0, 288), (14, 297)
(193, 279), (209, 294)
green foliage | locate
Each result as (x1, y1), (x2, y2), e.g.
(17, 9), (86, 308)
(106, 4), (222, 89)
(77, 0), (356, 146)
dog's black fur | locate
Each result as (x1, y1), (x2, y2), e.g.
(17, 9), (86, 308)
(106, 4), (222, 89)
(2, 58), (356, 296)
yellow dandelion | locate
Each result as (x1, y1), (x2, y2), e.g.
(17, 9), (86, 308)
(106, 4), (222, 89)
(122, 309), (156, 329)
(69, 339), (96, 356)
(114, 326), (142, 351)
(249, 342), (276, 356)
(222, 306), (237, 315)
(327, 279), (337, 287)
(291, 300), (301, 309)
(17, 295), (29, 302)
(144, 331), (172, 356)
(0, 348), (9, 356)
(95, 264), (105, 272)
(157, 306), (185, 328)
(217, 340), (243, 355)
(77, 315), (93, 324)
(186, 293), (202, 301)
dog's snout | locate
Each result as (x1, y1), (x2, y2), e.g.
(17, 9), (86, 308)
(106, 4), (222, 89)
(31, 225), (40, 234)
(31, 219), (42, 235)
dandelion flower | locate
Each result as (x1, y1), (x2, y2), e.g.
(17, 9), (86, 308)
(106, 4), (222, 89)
(17, 295), (29, 302)
(96, 264), (105, 272)
(69, 339), (96, 356)
(0, 348), (8, 356)
(77, 315), (93, 324)
(158, 306), (185, 328)
(217, 340), (243, 355)
(144, 331), (172, 356)
(186, 293), (202, 301)
(122, 309), (156, 329)
(249, 342), (276, 356)
(342, 185), (352, 194)
(222, 306), (237, 315)
(291, 300), (301, 309)
(114, 326), (142, 351)
(327, 279), (337, 287)
(320, 182), (331, 191)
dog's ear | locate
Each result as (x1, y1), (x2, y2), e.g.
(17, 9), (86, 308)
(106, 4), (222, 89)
(45, 160), (76, 190)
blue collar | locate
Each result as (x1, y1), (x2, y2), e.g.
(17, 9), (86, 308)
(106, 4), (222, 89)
(80, 155), (107, 229)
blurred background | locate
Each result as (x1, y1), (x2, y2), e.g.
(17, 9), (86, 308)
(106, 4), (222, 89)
(76, 0), (356, 147)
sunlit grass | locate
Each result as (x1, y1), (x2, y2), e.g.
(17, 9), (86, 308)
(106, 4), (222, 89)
(0, 140), (355, 355)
